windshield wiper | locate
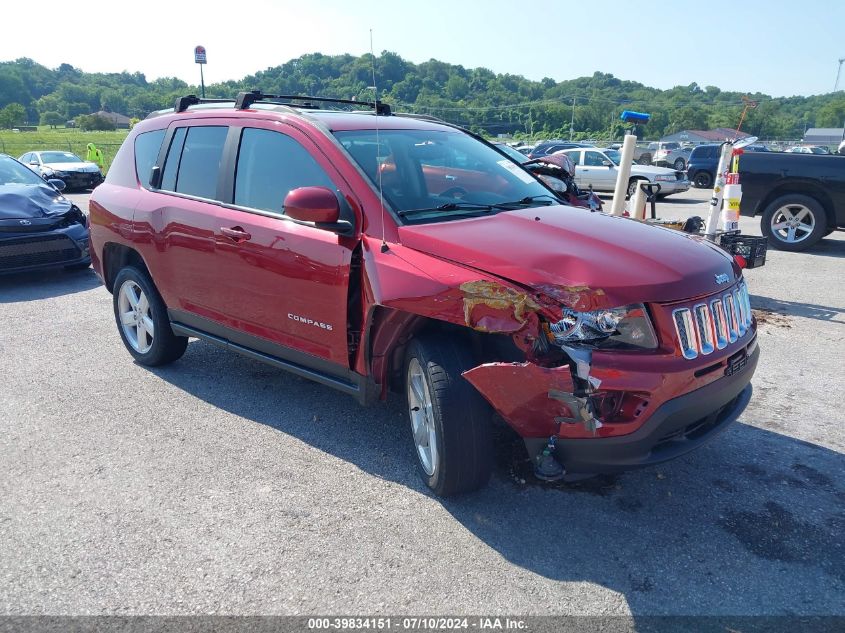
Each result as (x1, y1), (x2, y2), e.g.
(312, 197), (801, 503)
(494, 195), (558, 207)
(397, 195), (557, 219)
(398, 202), (495, 217)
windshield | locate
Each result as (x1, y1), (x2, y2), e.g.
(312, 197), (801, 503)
(39, 151), (83, 164)
(603, 150), (622, 165)
(495, 143), (529, 164)
(335, 129), (554, 224)
(0, 155), (49, 186)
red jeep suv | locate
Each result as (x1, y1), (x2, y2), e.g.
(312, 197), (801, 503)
(89, 91), (759, 496)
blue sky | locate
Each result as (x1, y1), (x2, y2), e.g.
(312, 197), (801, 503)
(2, 0), (842, 97)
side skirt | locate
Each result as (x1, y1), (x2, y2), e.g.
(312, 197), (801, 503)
(169, 314), (373, 405)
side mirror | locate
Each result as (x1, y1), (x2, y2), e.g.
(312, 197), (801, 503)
(48, 178), (66, 191)
(284, 186), (340, 224)
(149, 165), (162, 189)
(602, 160), (613, 167)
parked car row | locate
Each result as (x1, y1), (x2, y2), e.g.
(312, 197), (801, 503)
(0, 153), (91, 275)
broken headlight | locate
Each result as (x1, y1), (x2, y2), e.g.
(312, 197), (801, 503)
(548, 304), (657, 350)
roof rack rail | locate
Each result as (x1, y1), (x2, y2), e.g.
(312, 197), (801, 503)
(393, 112), (446, 124)
(174, 95), (233, 113)
(234, 90), (391, 115)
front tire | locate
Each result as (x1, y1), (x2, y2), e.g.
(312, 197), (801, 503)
(404, 335), (493, 496)
(112, 266), (188, 366)
(627, 178), (645, 198)
(673, 158), (686, 171)
(761, 194), (827, 251)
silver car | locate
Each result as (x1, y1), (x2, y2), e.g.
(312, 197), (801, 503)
(652, 143), (692, 170)
(18, 150), (103, 191)
(556, 147), (690, 198)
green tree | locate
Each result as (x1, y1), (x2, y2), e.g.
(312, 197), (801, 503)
(0, 102), (26, 128)
(100, 89), (128, 115)
(40, 111), (64, 128)
(816, 98), (845, 127)
(75, 113), (116, 131)
(0, 69), (28, 109)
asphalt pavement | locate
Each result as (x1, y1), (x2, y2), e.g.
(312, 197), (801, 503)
(1, 187), (843, 617)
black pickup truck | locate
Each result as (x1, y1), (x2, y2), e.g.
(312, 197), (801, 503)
(739, 152), (844, 251)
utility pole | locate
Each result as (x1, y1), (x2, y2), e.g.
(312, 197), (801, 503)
(569, 96), (576, 140)
(835, 57), (845, 92)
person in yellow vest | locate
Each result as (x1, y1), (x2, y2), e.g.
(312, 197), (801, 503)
(86, 143), (104, 171)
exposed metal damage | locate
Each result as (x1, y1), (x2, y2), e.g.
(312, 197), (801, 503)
(459, 280), (542, 333)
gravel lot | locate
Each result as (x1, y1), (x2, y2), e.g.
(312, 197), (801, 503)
(1, 187), (843, 617)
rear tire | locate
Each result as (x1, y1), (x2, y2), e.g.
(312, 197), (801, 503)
(673, 158), (686, 171)
(112, 266), (188, 366)
(761, 194), (827, 252)
(404, 335), (493, 496)
(693, 172), (713, 188)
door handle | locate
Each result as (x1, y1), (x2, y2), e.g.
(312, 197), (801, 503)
(220, 226), (252, 242)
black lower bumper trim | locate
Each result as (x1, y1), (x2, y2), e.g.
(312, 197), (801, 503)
(548, 345), (759, 473)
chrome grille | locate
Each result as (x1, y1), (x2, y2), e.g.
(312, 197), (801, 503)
(672, 282), (753, 360)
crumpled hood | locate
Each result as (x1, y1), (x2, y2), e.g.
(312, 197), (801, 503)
(398, 206), (739, 309)
(0, 184), (72, 219)
(43, 161), (99, 172)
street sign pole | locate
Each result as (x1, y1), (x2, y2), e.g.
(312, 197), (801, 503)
(194, 46), (207, 98)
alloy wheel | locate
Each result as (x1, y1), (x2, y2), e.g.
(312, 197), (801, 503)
(770, 204), (815, 244)
(118, 280), (154, 354)
(407, 357), (438, 476)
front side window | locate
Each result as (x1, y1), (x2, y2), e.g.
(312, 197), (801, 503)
(336, 129), (554, 224)
(602, 150), (622, 165)
(234, 128), (334, 214)
(584, 151), (607, 167)
(160, 126), (227, 200)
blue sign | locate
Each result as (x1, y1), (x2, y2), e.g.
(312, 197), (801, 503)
(620, 110), (650, 124)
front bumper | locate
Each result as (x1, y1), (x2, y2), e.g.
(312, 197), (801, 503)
(655, 179), (690, 194)
(57, 171), (103, 190)
(464, 329), (758, 474)
(0, 223), (91, 274)
(548, 344), (757, 472)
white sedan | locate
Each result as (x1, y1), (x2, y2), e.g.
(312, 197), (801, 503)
(18, 150), (103, 191)
(555, 147), (690, 198)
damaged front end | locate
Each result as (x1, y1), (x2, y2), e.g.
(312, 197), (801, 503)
(461, 284), (709, 480)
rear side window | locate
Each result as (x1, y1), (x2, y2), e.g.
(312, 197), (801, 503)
(234, 128), (334, 214)
(134, 129), (165, 189)
(160, 126), (228, 199)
